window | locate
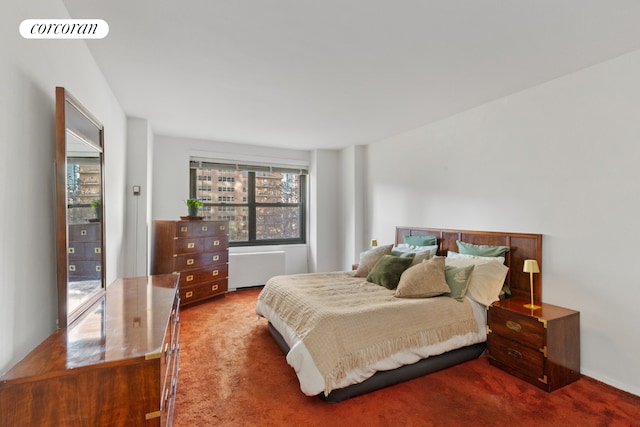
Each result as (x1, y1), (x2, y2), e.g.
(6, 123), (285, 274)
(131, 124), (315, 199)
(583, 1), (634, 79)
(189, 160), (307, 245)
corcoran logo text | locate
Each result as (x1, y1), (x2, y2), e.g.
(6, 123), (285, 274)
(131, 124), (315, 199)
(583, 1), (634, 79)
(20, 19), (109, 39)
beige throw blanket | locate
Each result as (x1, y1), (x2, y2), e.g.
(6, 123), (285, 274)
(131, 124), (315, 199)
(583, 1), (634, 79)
(258, 272), (478, 395)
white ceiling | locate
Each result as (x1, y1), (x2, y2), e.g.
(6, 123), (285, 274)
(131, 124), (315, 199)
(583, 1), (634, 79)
(62, 0), (640, 150)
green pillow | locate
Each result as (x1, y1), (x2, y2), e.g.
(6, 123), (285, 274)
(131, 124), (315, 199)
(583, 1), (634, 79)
(404, 235), (438, 247)
(444, 264), (475, 301)
(367, 255), (414, 290)
(456, 240), (509, 257)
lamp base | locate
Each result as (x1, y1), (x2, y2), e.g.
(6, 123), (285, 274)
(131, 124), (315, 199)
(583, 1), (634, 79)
(523, 303), (541, 310)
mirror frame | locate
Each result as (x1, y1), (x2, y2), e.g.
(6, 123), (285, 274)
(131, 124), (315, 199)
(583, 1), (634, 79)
(55, 87), (106, 328)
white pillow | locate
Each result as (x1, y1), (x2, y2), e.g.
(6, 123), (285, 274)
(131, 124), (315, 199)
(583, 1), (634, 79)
(354, 244), (393, 277)
(446, 257), (508, 306)
(446, 251), (505, 265)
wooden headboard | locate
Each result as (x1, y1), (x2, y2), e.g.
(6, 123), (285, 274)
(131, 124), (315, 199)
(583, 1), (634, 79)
(395, 227), (543, 303)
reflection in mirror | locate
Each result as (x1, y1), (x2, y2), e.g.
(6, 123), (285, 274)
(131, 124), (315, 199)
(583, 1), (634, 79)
(66, 135), (102, 314)
(56, 87), (105, 328)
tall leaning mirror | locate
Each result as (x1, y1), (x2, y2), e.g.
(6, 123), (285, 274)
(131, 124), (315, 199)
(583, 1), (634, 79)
(55, 87), (105, 328)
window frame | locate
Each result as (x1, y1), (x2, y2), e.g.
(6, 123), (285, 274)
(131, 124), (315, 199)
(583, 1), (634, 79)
(189, 160), (307, 247)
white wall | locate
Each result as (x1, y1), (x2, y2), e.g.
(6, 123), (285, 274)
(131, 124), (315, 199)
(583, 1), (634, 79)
(338, 145), (367, 270)
(125, 117), (153, 276)
(359, 49), (640, 396)
(309, 150), (341, 272)
(0, 0), (127, 373)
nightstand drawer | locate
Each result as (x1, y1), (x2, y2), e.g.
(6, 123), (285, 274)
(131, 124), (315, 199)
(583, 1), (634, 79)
(487, 333), (544, 380)
(489, 307), (545, 349)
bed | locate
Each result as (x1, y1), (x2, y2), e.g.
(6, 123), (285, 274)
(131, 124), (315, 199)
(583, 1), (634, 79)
(255, 226), (542, 402)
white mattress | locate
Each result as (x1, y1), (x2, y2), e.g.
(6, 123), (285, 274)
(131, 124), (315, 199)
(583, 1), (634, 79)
(255, 296), (487, 396)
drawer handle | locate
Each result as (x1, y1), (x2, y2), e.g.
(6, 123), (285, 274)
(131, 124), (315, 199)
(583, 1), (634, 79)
(212, 284), (218, 291)
(146, 410), (161, 421)
(69, 265), (76, 272)
(186, 275), (194, 282)
(507, 348), (522, 359)
(81, 230), (87, 236)
(180, 226), (188, 232)
(186, 258), (194, 265)
(96, 266), (101, 272)
(201, 226), (208, 232)
(220, 225), (225, 230)
(68, 247), (75, 254)
(212, 270), (219, 276)
(214, 240), (220, 246)
(506, 320), (522, 333)
(94, 247), (101, 254)
(213, 255), (220, 261)
(187, 242), (195, 249)
(185, 291), (193, 298)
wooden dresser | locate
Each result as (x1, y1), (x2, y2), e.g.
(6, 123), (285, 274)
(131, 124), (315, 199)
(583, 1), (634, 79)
(151, 220), (229, 307)
(0, 274), (180, 426)
(68, 222), (102, 280)
(487, 298), (580, 392)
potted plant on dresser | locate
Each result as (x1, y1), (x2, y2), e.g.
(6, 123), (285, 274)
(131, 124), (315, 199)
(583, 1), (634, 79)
(185, 198), (202, 218)
(91, 199), (101, 219)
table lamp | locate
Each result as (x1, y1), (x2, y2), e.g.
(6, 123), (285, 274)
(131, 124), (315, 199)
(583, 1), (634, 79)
(523, 259), (540, 309)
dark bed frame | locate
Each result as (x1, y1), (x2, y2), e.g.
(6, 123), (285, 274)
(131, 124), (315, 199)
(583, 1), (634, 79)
(268, 226), (543, 402)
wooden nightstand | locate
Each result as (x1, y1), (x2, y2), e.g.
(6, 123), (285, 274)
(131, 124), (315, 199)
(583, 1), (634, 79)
(487, 298), (580, 392)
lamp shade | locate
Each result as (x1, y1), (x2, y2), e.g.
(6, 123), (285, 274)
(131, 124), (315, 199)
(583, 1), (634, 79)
(523, 259), (540, 273)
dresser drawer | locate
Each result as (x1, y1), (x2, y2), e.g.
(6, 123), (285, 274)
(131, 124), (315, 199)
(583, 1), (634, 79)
(174, 236), (229, 255)
(161, 291), (180, 420)
(174, 237), (205, 254)
(68, 241), (102, 261)
(68, 260), (101, 280)
(489, 306), (545, 349)
(488, 333), (545, 380)
(175, 221), (228, 237)
(173, 252), (226, 271)
(180, 278), (228, 304)
(68, 223), (101, 241)
(179, 264), (229, 287)
(204, 236), (229, 252)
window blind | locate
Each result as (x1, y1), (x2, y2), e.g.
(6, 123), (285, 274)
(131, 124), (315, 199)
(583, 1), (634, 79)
(189, 160), (308, 175)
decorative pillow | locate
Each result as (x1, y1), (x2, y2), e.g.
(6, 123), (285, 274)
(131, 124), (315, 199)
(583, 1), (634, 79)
(354, 244), (393, 277)
(463, 261), (509, 306)
(444, 264), (475, 301)
(404, 235), (438, 247)
(392, 244), (439, 266)
(395, 257), (450, 298)
(367, 255), (414, 290)
(447, 251), (505, 264)
(456, 240), (509, 257)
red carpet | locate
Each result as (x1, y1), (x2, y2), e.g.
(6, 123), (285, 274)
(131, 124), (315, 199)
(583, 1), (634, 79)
(174, 288), (640, 427)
